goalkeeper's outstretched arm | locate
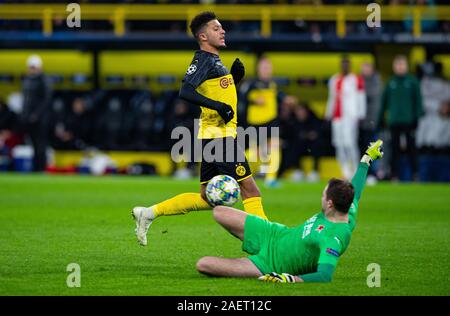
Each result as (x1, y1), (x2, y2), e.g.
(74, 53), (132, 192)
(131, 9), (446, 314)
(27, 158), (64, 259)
(349, 140), (384, 226)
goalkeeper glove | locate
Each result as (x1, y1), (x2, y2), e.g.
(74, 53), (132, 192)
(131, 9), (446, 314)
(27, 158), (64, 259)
(365, 139), (384, 162)
(258, 272), (296, 283)
(216, 103), (234, 124)
(230, 58), (245, 85)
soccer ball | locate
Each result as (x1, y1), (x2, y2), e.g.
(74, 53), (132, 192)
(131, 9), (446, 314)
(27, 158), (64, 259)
(205, 175), (241, 206)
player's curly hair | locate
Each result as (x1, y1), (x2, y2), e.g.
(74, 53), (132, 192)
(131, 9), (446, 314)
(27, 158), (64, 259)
(190, 11), (217, 39)
(326, 179), (355, 213)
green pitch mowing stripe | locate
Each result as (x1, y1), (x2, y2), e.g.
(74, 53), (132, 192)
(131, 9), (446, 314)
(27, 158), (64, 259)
(0, 174), (449, 296)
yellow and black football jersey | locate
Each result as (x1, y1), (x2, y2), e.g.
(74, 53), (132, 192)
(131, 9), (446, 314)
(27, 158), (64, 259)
(182, 50), (237, 139)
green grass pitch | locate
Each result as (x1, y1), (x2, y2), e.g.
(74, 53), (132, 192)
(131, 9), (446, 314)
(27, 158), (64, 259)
(0, 174), (449, 296)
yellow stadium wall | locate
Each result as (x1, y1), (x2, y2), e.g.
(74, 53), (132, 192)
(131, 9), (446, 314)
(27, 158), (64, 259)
(0, 50), (93, 100)
(98, 50), (256, 91)
(1, 48), (448, 119)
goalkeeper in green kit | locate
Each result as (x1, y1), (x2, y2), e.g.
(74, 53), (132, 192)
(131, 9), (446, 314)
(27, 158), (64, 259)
(196, 140), (384, 283)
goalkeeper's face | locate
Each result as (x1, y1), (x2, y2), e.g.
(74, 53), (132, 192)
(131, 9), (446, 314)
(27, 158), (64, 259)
(202, 19), (227, 49)
(321, 185), (331, 213)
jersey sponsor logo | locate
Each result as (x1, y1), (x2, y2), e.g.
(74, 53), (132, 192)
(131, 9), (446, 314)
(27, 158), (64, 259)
(186, 64), (197, 75)
(326, 248), (340, 257)
(235, 164), (246, 177)
(220, 77), (234, 89)
(315, 225), (325, 232)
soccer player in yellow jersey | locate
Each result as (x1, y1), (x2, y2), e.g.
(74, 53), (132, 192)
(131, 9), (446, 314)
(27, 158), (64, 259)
(132, 12), (268, 246)
(239, 56), (284, 188)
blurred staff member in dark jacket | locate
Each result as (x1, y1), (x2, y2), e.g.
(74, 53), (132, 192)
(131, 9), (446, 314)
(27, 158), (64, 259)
(21, 55), (52, 172)
(377, 55), (423, 181)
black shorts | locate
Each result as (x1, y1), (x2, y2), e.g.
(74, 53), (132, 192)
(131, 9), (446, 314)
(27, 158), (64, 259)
(200, 137), (252, 184)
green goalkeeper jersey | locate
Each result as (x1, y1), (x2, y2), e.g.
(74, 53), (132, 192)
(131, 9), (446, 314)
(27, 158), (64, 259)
(244, 162), (368, 279)
(272, 201), (358, 276)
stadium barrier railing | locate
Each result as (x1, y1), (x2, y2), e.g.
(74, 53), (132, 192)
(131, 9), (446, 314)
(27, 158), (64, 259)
(0, 4), (449, 38)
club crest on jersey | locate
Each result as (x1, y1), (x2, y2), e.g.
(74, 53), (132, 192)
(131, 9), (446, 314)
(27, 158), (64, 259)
(186, 64), (197, 75)
(235, 164), (246, 177)
(220, 77), (234, 89)
(316, 225), (325, 232)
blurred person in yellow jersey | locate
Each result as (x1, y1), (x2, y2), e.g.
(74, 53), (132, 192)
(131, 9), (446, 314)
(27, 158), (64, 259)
(238, 56), (285, 188)
(132, 12), (268, 246)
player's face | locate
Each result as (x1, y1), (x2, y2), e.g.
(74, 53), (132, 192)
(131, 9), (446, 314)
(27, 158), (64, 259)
(361, 62), (373, 77)
(394, 59), (408, 75)
(204, 19), (226, 49)
(341, 59), (350, 74)
(257, 59), (273, 81)
(321, 185), (335, 213)
(321, 185), (328, 212)
(27, 66), (41, 75)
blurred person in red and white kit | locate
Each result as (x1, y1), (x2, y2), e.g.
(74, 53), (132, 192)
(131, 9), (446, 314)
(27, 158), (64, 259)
(326, 56), (366, 180)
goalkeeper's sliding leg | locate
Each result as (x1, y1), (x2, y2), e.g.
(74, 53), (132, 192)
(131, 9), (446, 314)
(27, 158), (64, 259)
(196, 206), (262, 277)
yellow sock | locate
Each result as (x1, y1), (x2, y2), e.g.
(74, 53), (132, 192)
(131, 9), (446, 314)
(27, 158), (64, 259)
(153, 193), (211, 218)
(243, 196), (268, 220)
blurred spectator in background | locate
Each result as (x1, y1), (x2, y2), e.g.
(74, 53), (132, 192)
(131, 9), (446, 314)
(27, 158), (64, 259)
(278, 101), (323, 182)
(53, 97), (93, 150)
(49, 97), (67, 150)
(21, 54), (52, 172)
(326, 56), (366, 180)
(170, 98), (200, 179)
(359, 61), (382, 185)
(238, 56), (285, 187)
(0, 98), (22, 170)
(278, 95), (297, 178)
(377, 55), (423, 181)
(416, 100), (450, 182)
(94, 97), (125, 150)
(420, 61), (450, 114)
(129, 92), (154, 151)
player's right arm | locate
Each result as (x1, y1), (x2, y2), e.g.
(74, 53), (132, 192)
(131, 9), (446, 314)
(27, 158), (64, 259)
(179, 56), (234, 123)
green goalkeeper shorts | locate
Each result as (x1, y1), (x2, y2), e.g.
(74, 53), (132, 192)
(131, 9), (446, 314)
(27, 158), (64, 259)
(242, 214), (288, 274)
